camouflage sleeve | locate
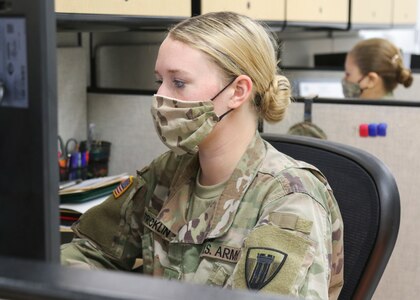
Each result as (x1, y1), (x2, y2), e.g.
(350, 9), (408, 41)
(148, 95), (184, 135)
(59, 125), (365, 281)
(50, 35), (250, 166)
(231, 185), (333, 299)
(61, 238), (122, 270)
(61, 164), (156, 271)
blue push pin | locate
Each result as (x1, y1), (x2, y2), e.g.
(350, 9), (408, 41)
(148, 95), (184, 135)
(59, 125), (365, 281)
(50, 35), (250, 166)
(377, 123), (387, 136)
(368, 123), (377, 137)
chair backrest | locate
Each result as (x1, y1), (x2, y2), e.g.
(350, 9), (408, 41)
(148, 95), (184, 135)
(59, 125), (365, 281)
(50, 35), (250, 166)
(261, 133), (400, 300)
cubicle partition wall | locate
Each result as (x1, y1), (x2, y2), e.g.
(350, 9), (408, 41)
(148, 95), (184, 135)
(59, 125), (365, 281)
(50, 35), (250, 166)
(264, 99), (420, 300)
(87, 93), (167, 175)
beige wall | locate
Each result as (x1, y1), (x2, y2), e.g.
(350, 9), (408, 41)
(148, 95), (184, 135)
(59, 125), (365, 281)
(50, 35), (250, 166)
(57, 47), (88, 146)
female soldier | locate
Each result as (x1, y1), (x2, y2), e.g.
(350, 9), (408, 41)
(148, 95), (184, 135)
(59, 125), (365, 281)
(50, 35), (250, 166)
(342, 38), (413, 99)
(62, 12), (344, 299)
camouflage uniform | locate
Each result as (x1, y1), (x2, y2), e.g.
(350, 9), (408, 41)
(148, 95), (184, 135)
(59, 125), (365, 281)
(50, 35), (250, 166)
(288, 121), (328, 140)
(61, 132), (344, 299)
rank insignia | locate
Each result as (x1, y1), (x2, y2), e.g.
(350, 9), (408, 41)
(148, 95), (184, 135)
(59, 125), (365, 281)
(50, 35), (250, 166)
(113, 176), (133, 199)
(245, 247), (287, 290)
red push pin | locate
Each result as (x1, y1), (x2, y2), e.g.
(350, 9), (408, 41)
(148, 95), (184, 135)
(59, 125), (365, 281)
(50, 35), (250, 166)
(359, 124), (369, 137)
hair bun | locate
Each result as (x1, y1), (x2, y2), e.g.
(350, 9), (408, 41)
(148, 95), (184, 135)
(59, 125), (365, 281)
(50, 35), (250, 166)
(399, 68), (413, 88)
(260, 75), (291, 123)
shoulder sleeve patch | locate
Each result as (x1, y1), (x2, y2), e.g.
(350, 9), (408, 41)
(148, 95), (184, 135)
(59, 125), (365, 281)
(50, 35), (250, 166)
(232, 225), (316, 294)
(113, 176), (134, 199)
(245, 247), (287, 290)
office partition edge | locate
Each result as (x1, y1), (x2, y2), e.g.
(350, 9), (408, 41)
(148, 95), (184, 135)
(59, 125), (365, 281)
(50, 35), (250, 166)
(0, 257), (293, 300)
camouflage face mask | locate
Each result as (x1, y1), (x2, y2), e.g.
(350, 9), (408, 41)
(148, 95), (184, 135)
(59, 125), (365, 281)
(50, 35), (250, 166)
(151, 79), (235, 155)
(341, 76), (365, 98)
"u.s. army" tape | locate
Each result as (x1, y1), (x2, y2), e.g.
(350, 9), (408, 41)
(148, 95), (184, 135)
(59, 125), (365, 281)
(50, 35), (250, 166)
(200, 241), (242, 263)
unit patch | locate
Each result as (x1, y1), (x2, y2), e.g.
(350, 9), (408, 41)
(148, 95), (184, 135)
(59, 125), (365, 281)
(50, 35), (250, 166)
(113, 176), (133, 198)
(143, 210), (175, 239)
(245, 247), (287, 290)
(200, 242), (241, 263)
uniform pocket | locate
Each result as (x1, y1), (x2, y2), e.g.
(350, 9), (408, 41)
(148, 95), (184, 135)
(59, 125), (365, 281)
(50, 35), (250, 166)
(192, 259), (235, 287)
(208, 263), (231, 286)
(141, 231), (154, 275)
(163, 266), (182, 280)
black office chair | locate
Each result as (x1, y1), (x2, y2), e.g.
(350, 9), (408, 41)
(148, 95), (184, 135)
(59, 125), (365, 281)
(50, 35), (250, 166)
(261, 133), (400, 300)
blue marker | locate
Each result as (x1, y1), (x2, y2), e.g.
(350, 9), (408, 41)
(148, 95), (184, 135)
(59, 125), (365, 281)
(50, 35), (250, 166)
(81, 151), (87, 167)
(368, 123), (377, 137)
(70, 153), (79, 180)
(378, 123), (387, 136)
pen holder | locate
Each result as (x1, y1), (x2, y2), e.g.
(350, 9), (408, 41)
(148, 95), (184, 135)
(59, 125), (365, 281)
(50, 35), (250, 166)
(80, 140), (111, 178)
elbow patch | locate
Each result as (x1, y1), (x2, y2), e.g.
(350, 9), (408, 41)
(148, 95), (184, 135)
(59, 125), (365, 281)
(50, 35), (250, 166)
(232, 224), (316, 294)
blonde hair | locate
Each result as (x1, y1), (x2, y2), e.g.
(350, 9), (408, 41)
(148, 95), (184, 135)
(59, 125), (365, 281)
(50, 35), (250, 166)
(350, 38), (413, 92)
(169, 11), (290, 123)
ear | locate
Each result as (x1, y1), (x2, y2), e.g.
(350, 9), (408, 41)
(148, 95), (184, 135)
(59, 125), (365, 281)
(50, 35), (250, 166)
(365, 72), (381, 88)
(228, 75), (253, 109)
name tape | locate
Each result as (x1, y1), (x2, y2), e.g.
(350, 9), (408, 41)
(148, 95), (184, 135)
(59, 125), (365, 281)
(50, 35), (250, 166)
(143, 210), (175, 240)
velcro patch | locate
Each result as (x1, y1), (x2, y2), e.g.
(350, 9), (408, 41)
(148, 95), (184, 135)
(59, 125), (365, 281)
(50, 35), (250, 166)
(245, 247), (287, 290)
(113, 176), (133, 198)
(200, 242), (241, 263)
(269, 212), (313, 234)
(143, 210), (175, 240)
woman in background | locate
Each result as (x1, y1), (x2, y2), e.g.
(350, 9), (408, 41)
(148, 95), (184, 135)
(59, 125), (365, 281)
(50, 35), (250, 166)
(342, 38), (413, 99)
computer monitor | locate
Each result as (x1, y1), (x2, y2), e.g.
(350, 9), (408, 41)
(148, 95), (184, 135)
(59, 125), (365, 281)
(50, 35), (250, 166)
(0, 0), (59, 262)
(298, 80), (344, 98)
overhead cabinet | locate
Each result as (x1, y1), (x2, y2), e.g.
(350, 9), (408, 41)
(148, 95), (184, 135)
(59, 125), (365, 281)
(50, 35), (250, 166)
(55, 0), (191, 17)
(200, 0), (286, 21)
(55, 0), (418, 31)
(351, 0), (392, 28)
(392, 0), (417, 26)
(286, 0), (349, 29)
